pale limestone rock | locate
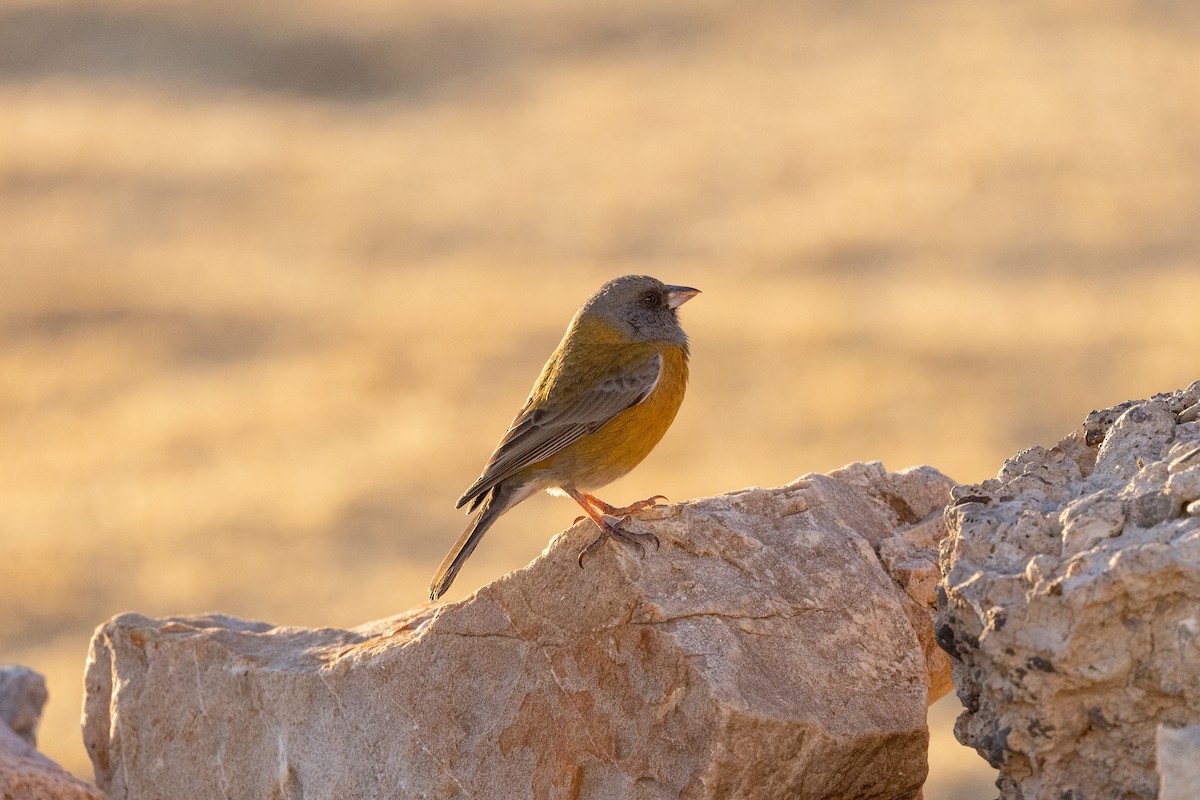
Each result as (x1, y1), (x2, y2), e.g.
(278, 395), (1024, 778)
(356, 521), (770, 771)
(1157, 724), (1200, 800)
(84, 462), (953, 800)
(0, 666), (104, 800)
(938, 382), (1200, 800)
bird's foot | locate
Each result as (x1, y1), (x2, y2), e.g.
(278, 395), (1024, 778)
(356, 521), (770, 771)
(577, 515), (660, 568)
(582, 493), (668, 517)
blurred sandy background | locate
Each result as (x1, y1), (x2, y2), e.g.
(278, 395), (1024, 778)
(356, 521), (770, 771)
(2, 0), (1199, 795)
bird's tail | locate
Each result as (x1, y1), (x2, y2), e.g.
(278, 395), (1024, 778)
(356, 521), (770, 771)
(429, 484), (514, 601)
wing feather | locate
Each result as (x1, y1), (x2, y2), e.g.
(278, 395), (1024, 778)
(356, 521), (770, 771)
(456, 351), (662, 508)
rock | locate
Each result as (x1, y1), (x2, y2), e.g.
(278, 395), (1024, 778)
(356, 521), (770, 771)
(0, 666), (105, 800)
(0, 724), (106, 800)
(1157, 724), (1200, 800)
(84, 462), (954, 800)
(938, 382), (1200, 800)
(0, 664), (48, 747)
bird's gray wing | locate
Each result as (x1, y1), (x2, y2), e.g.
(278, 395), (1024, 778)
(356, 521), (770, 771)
(456, 352), (662, 509)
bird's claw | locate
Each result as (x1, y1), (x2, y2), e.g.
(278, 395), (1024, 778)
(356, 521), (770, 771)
(577, 534), (607, 568)
(582, 493), (670, 517)
(577, 515), (660, 567)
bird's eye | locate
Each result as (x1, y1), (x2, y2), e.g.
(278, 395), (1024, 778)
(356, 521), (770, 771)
(640, 290), (659, 308)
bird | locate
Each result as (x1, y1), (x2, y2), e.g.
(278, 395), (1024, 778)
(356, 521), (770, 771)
(428, 275), (699, 601)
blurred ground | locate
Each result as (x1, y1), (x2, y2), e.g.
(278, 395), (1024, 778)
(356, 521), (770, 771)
(2, 0), (1199, 795)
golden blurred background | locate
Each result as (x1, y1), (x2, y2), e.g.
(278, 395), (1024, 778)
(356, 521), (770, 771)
(3, 0), (1199, 795)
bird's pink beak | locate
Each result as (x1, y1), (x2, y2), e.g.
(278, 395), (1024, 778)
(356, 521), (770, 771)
(666, 285), (700, 309)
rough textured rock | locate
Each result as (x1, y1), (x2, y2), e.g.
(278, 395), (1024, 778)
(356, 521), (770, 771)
(0, 665), (105, 800)
(938, 382), (1200, 800)
(0, 665), (48, 748)
(84, 462), (953, 800)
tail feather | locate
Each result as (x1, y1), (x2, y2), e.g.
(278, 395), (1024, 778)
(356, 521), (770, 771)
(429, 484), (513, 601)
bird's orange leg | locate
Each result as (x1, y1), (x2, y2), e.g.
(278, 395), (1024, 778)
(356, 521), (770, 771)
(564, 487), (661, 567)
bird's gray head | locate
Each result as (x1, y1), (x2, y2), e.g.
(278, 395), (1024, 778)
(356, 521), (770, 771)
(579, 275), (699, 347)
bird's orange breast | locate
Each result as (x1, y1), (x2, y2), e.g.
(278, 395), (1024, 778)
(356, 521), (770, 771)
(534, 343), (688, 491)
